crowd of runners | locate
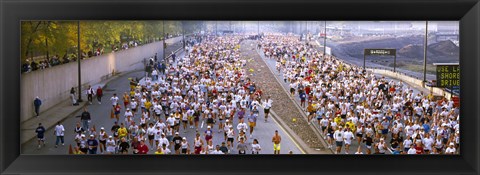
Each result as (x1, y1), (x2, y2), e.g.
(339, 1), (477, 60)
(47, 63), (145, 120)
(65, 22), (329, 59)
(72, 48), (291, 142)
(37, 34), (285, 155)
(34, 33), (460, 155)
(258, 33), (460, 154)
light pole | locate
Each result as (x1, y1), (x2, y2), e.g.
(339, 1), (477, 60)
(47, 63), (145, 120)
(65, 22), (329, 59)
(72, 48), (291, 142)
(324, 21), (327, 56)
(423, 21), (428, 85)
(77, 20), (83, 102)
(182, 21), (186, 49)
(163, 20), (166, 60)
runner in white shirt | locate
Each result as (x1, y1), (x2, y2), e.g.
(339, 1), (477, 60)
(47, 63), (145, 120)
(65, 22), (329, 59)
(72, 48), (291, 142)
(166, 115), (176, 128)
(343, 128), (354, 154)
(110, 94), (119, 107)
(333, 126), (344, 154)
(124, 108), (133, 118)
(211, 145), (224, 154)
(106, 136), (116, 154)
(407, 145), (417, 154)
(226, 127), (235, 149)
(158, 133), (170, 148)
(251, 139), (262, 154)
(154, 126), (162, 146)
(147, 123), (156, 147)
(422, 133), (434, 154)
(130, 100), (138, 114)
(236, 118), (248, 134)
(445, 143), (456, 154)
(54, 122), (65, 147)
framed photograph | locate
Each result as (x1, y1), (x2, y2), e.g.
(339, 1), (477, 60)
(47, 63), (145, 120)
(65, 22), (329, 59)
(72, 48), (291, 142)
(1, 0), (479, 174)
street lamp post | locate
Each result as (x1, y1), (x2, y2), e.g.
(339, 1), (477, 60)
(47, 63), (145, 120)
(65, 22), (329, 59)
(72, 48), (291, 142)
(182, 21), (185, 49)
(324, 21), (327, 57)
(77, 20), (83, 102)
(163, 20), (166, 60)
(423, 21), (428, 85)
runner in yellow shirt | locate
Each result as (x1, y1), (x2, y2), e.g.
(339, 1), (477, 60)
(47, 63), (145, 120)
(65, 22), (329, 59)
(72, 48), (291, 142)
(154, 146), (164, 154)
(118, 123), (128, 140)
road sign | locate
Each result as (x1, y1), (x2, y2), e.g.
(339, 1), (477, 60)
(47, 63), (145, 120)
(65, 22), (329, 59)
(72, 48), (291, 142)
(434, 63), (460, 88)
(325, 47), (331, 55)
(364, 49), (396, 56)
(363, 48), (397, 71)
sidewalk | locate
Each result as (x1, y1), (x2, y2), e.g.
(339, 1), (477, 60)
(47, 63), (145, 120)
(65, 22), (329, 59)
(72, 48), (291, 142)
(21, 72), (127, 145)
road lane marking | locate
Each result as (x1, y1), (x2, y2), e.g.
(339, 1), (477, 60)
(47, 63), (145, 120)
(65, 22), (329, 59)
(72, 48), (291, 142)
(270, 113), (306, 154)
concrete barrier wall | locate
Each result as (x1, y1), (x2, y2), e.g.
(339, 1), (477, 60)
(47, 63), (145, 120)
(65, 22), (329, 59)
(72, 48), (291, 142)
(21, 36), (182, 122)
(369, 69), (452, 99)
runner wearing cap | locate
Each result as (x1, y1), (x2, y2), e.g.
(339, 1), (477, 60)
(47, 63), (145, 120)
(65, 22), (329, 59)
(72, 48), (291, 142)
(98, 127), (107, 153)
(106, 136), (116, 154)
(125, 108), (133, 119)
(205, 126), (213, 142)
(87, 134), (99, 154)
(158, 133), (170, 149)
(224, 119), (232, 141)
(180, 137), (190, 154)
(172, 132), (182, 154)
(377, 137), (387, 154)
(445, 142), (456, 154)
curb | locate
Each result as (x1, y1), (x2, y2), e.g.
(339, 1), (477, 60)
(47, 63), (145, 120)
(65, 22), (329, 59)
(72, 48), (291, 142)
(269, 109), (309, 154)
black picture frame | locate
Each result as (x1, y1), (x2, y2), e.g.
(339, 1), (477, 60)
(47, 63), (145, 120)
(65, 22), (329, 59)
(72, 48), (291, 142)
(1, 0), (479, 175)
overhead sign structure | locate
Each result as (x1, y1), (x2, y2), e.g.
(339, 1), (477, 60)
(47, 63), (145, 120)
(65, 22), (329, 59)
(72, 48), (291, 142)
(434, 63), (460, 88)
(363, 48), (397, 71)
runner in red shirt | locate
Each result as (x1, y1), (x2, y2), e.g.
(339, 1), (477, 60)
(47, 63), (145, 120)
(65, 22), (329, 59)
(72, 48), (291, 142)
(415, 141), (424, 154)
(137, 140), (149, 154)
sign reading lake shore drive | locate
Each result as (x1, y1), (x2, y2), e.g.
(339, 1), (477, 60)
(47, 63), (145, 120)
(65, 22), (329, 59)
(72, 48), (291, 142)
(364, 49), (396, 56)
(434, 63), (460, 88)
